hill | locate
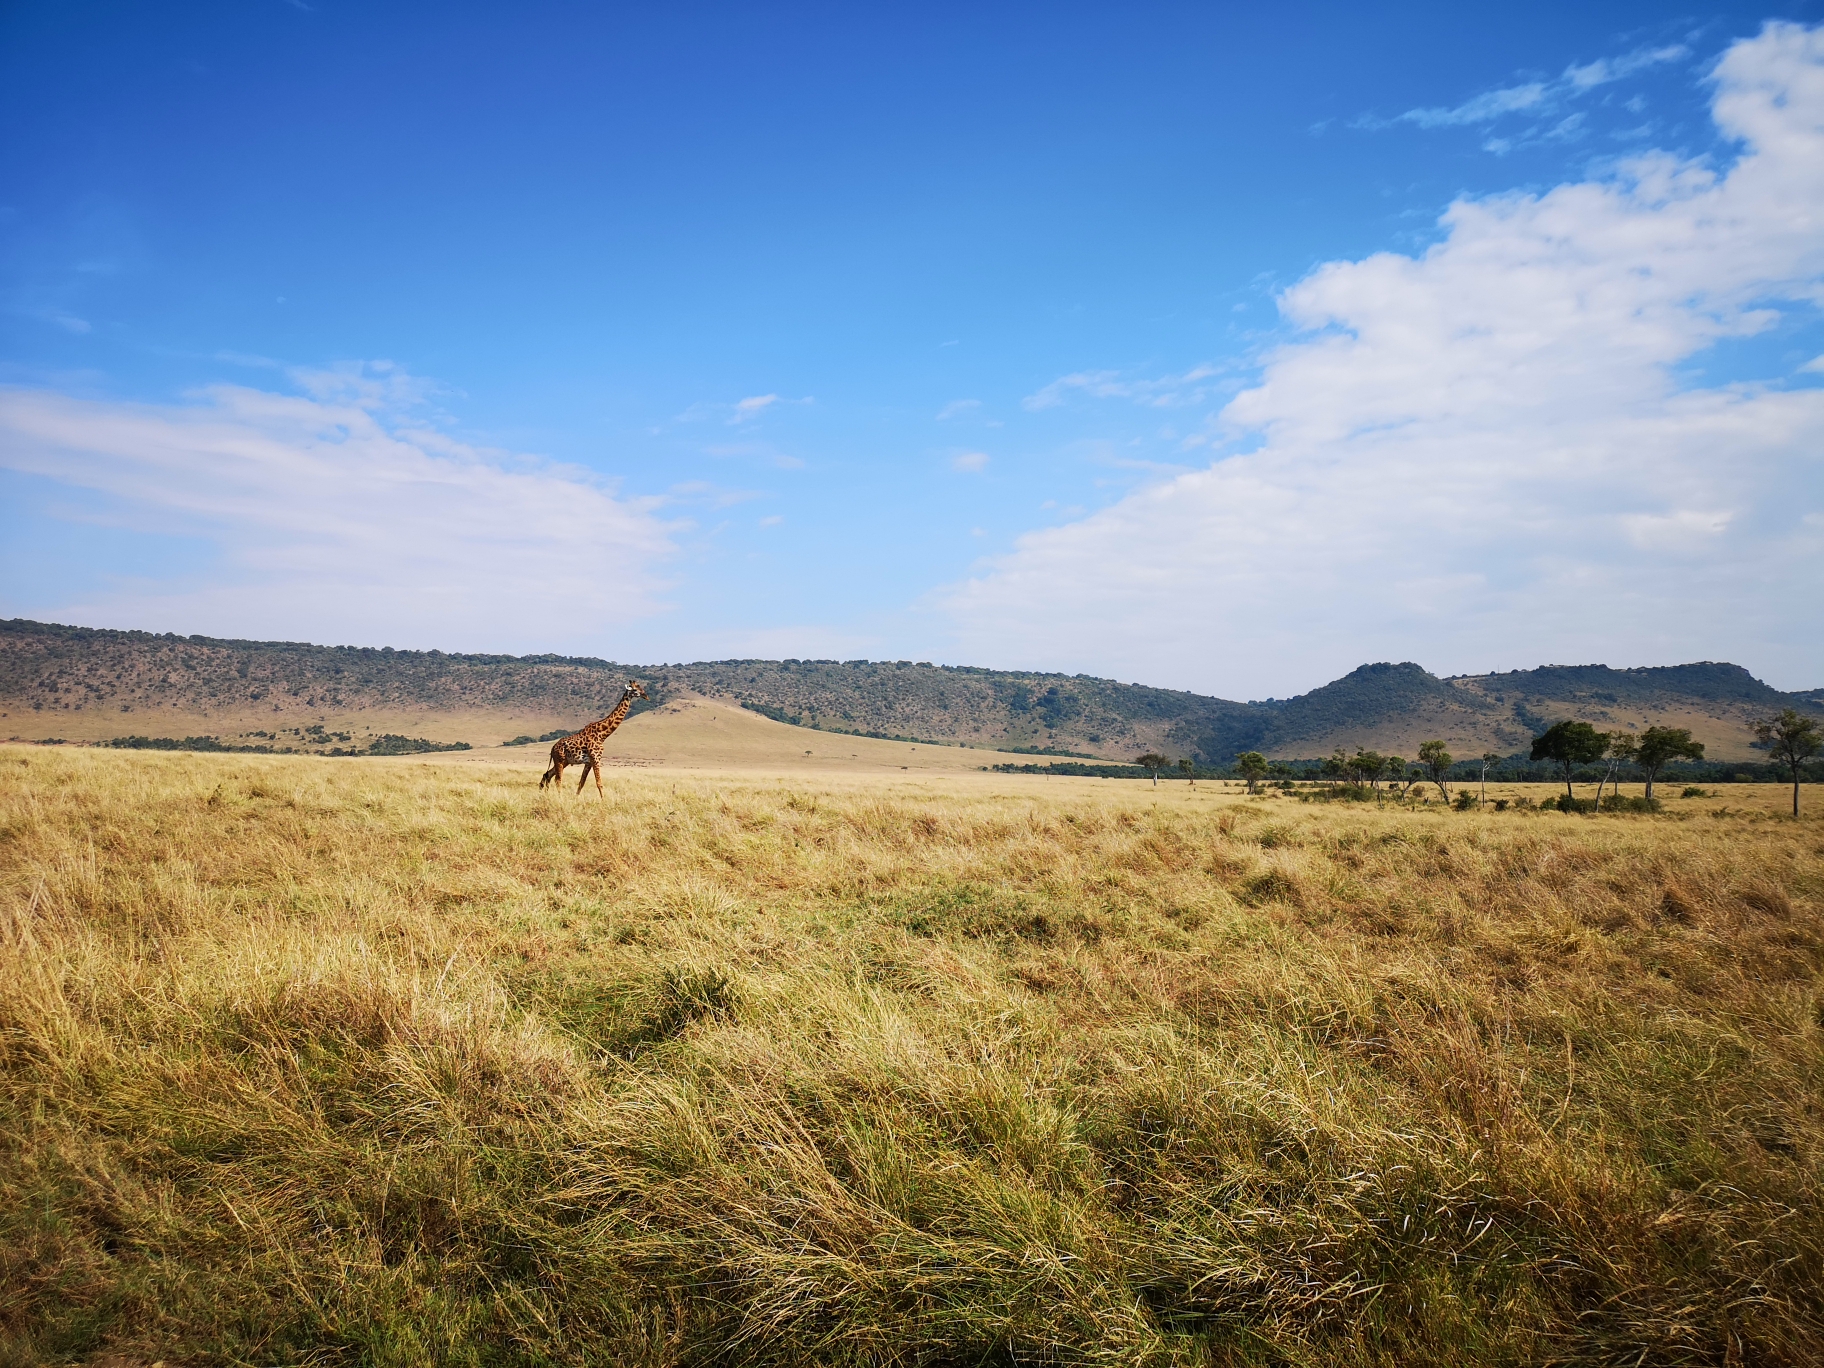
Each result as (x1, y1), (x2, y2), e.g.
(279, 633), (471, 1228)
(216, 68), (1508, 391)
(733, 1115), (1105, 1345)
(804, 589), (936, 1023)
(2, 618), (1817, 762)
(1224, 660), (1821, 765)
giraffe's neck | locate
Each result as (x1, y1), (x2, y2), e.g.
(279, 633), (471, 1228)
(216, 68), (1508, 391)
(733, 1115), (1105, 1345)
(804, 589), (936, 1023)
(585, 690), (638, 738)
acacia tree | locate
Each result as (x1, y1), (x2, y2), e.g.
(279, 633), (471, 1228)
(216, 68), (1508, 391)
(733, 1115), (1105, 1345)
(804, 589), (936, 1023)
(1136, 752), (1168, 788)
(1754, 709), (1822, 817)
(1236, 752), (1269, 794)
(1480, 752), (1500, 805)
(1383, 755), (1410, 796)
(1178, 757), (1195, 788)
(1633, 726), (1704, 801)
(1531, 720), (1609, 802)
(1417, 740), (1452, 802)
(1355, 749), (1387, 791)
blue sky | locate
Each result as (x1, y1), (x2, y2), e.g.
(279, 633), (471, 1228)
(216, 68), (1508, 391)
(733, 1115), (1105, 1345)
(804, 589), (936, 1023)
(4, 2), (1823, 695)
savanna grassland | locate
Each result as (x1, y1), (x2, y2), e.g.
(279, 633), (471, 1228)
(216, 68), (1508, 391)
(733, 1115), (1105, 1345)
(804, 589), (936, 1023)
(2, 749), (1821, 1367)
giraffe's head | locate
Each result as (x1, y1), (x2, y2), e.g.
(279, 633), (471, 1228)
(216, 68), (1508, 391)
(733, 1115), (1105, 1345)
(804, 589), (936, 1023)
(625, 680), (649, 701)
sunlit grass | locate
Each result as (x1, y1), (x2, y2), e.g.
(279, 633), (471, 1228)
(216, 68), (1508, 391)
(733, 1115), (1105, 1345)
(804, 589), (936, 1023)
(2, 749), (1820, 1365)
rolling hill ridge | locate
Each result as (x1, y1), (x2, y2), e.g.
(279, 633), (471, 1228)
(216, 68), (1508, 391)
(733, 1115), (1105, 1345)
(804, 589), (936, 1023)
(2, 618), (1816, 762)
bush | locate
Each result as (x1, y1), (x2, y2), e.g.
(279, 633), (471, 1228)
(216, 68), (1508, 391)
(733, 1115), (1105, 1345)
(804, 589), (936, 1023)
(504, 729), (571, 746)
(366, 734), (472, 755)
(1300, 783), (1372, 804)
(1453, 790), (1478, 811)
(1600, 794), (1662, 814)
(1682, 786), (1710, 798)
(109, 734), (229, 752)
(1549, 795), (1598, 814)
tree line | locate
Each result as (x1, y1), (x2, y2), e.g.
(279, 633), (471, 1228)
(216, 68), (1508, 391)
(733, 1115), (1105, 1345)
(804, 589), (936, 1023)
(1523, 711), (1818, 815)
(1121, 708), (1821, 815)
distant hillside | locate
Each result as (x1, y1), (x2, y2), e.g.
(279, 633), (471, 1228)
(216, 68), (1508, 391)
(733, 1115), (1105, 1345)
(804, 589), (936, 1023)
(1223, 660), (1821, 764)
(1198, 662), (1510, 759)
(0, 619), (1260, 757)
(2, 619), (1817, 762)
(645, 657), (1258, 757)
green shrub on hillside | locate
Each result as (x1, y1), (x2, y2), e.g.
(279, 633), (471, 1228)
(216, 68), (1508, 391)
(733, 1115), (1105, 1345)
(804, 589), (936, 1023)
(365, 734), (471, 755)
(504, 730), (571, 746)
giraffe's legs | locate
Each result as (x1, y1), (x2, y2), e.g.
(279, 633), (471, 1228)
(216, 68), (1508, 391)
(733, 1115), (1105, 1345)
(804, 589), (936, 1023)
(542, 760), (564, 789)
(577, 759), (592, 794)
(592, 752), (607, 797)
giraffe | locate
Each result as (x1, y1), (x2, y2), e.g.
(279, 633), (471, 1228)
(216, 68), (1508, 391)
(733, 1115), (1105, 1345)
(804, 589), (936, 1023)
(539, 680), (649, 796)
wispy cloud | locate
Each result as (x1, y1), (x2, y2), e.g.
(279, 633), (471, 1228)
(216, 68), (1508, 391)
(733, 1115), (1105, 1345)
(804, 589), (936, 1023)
(288, 357), (454, 415)
(0, 369), (681, 652)
(671, 392), (814, 429)
(731, 393), (778, 423)
(668, 478), (762, 508)
(1563, 43), (1692, 91)
(1367, 41), (1688, 139)
(950, 451), (990, 473)
(35, 309), (92, 334)
(1022, 364), (1229, 412)
(701, 440), (806, 470)
(936, 398), (981, 420)
(213, 349), (284, 370)
(1395, 80), (1554, 129)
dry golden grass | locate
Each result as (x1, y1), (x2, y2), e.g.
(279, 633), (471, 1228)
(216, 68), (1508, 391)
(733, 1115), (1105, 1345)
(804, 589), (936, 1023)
(2, 748), (1821, 1366)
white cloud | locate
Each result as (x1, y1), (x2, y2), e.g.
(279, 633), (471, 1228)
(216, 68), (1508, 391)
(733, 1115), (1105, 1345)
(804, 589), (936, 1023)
(0, 375), (680, 653)
(937, 399), (982, 420)
(941, 22), (1824, 696)
(951, 451), (990, 473)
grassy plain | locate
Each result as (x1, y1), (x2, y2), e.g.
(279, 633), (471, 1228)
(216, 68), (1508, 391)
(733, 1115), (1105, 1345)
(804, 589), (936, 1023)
(2, 748), (1821, 1366)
